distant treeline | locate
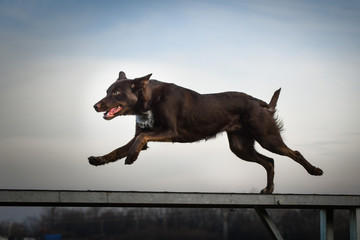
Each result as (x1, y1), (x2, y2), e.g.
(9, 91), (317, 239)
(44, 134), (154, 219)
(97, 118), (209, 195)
(0, 207), (350, 240)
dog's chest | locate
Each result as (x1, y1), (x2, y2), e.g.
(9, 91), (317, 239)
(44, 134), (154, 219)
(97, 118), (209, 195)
(136, 111), (155, 129)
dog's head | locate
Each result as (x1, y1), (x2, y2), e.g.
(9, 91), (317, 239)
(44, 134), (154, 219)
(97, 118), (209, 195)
(93, 71), (152, 120)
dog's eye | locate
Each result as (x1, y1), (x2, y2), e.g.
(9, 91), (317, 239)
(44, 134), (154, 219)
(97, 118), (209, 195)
(112, 91), (120, 96)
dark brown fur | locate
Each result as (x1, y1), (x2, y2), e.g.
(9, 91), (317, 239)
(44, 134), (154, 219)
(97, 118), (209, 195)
(88, 71), (323, 194)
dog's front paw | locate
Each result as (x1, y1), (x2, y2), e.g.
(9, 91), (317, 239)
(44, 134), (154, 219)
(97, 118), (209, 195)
(125, 153), (138, 165)
(88, 156), (107, 166)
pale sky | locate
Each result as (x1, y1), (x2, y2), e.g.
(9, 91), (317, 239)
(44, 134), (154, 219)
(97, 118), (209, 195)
(1, 0), (360, 218)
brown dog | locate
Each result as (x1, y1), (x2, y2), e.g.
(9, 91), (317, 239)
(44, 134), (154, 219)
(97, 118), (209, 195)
(89, 71), (323, 193)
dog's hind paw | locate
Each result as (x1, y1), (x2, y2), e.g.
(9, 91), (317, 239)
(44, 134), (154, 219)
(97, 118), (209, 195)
(88, 156), (107, 166)
(309, 167), (323, 176)
(260, 186), (274, 194)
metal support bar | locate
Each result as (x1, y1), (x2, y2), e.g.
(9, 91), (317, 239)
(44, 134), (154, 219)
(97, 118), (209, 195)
(320, 209), (334, 240)
(255, 206), (284, 240)
(350, 208), (360, 240)
(222, 209), (229, 240)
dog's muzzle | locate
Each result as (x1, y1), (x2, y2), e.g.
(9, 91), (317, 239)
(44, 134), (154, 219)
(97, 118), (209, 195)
(93, 103), (102, 112)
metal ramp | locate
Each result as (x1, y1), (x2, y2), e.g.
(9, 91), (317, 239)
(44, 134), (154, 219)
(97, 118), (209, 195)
(1, 190), (359, 240)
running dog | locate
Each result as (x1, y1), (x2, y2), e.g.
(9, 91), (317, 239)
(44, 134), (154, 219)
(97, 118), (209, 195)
(88, 71), (323, 193)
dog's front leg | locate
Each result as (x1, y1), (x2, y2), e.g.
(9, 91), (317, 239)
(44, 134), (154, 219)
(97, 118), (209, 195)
(125, 130), (176, 165)
(89, 138), (136, 166)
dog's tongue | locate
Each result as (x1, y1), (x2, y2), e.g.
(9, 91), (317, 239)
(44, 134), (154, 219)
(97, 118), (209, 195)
(105, 106), (122, 118)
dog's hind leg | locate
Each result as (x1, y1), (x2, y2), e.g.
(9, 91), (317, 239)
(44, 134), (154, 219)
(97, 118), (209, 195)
(227, 131), (275, 194)
(247, 106), (323, 176)
(254, 129), (323, 176)
(261, 139), (323, 176)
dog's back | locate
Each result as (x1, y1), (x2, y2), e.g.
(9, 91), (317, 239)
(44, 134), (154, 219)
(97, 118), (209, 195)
(145, 80), (279, 143)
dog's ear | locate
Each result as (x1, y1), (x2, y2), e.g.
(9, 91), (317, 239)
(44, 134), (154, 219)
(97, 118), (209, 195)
(118, 71), (127, 80)
(131, 73), (152, 91)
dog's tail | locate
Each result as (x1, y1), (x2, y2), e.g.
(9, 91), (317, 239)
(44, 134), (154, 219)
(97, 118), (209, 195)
(268, 88), (281, 114)
(268, 88), (283, 131)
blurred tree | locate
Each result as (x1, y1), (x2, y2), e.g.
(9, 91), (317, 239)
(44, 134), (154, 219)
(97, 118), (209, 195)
(0, 207), (351, 239)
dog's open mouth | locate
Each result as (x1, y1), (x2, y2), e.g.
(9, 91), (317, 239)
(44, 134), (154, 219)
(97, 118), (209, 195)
(104, 106), (123, 119)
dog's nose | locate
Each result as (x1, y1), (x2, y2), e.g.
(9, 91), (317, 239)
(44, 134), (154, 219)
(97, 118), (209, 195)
(93, 103), (101, 112)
